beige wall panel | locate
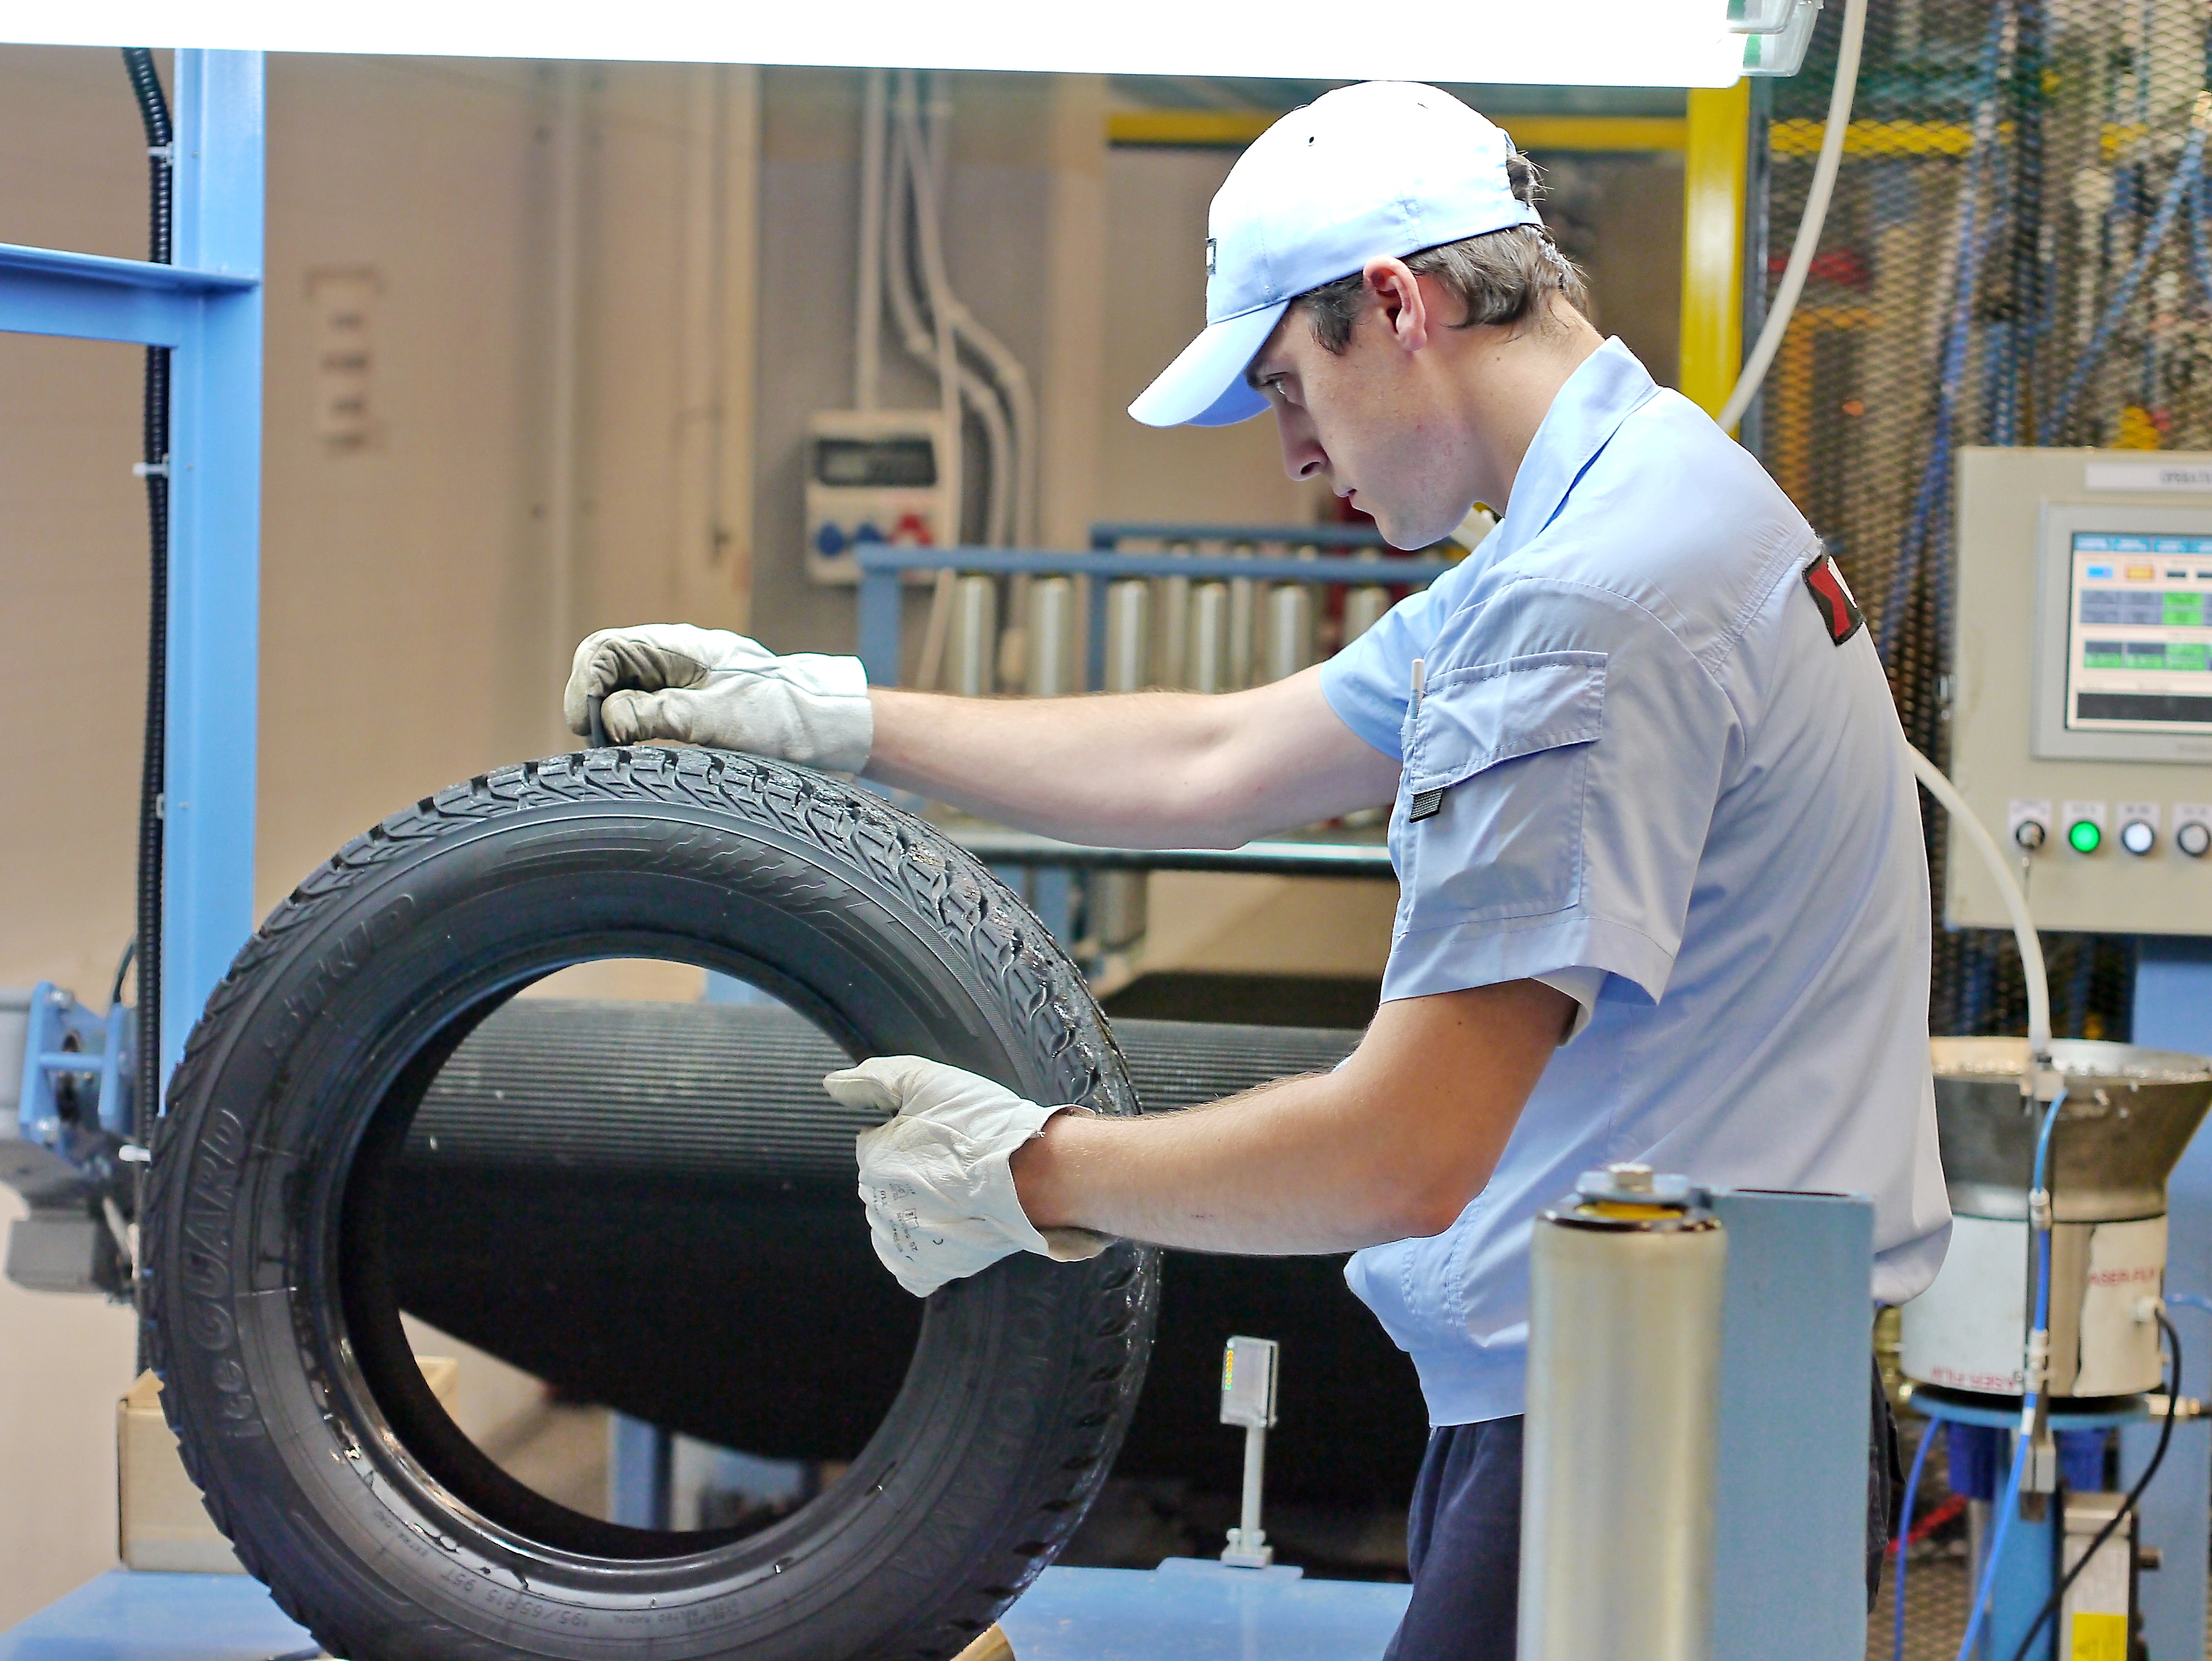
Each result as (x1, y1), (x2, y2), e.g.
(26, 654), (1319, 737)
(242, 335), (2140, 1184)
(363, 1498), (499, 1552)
(1100, 147), (1322, 531)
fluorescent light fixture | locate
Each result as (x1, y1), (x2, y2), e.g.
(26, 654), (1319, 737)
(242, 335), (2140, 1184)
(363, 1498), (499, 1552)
(3, 0), (1752, 88)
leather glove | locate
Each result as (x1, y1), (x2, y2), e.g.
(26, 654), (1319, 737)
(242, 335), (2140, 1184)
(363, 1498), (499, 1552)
(829, 1056), (1114, 1298)
(565, 623), (874, 772)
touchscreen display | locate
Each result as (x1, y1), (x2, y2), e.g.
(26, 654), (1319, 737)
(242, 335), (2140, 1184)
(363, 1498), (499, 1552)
(2066, 533), (2212, 733)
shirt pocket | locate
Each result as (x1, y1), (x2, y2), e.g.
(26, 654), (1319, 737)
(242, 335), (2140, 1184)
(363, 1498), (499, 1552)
(1388, 651), (1608, 934)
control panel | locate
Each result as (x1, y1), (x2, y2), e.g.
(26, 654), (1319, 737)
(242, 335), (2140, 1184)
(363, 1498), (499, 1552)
(803, 409), (953, 585)
(1950, 448), (2212, 936)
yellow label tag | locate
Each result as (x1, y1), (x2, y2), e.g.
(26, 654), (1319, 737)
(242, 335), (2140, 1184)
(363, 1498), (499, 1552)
(2071, 1611), (2128, 1661)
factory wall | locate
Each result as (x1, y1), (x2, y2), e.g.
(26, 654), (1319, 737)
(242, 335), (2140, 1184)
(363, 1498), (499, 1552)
(0, 46), (765, 1624)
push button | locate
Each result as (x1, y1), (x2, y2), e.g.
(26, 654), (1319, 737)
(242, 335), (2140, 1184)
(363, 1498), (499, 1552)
(2120, 819), (2157, 856)
(2180, 820), (2212, 859)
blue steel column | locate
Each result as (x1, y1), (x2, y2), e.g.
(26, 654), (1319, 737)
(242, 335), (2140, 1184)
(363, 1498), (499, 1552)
(160, 50), (265, 1090)
(2129, 937), (2212, 1661)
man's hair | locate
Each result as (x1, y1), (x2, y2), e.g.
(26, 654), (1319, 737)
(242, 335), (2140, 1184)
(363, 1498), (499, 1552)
(1295, 153), (1590, 353)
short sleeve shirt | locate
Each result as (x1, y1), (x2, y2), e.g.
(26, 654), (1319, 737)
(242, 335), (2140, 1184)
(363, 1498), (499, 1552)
(1320, 340), (1950, 1426)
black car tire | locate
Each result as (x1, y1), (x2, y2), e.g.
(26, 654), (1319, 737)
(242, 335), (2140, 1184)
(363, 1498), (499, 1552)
(144, 746), (1158, 1661)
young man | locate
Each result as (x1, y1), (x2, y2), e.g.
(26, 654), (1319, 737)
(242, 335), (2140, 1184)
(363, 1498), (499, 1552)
(564, 80), (1948, 1656)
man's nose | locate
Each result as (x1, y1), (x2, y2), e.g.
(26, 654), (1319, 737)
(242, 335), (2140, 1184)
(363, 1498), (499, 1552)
(1272, 410), (1328, 483)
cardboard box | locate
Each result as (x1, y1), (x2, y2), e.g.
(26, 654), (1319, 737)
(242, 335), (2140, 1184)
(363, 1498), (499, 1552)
(119, 1358), (458, 1573)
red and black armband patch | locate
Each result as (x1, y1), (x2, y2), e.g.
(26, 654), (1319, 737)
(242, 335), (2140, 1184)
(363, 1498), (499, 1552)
(1803, 550), (1864, 646)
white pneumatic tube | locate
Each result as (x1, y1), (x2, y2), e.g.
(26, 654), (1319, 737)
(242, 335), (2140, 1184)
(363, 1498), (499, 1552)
(1520, 1183), (1727, 1661)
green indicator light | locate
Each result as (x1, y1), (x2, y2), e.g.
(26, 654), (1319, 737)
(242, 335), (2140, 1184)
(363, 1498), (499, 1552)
(2069, 819), (2103, 854)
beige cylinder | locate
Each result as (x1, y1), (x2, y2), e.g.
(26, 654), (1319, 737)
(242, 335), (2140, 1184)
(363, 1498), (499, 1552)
(1153, 575), (1192, 687)
(1226, 575), (1257, 691)
(1024, 576), (1079, 699)
(1343, 584), (1391, 645)
(1104, 580), (1151, 695)
(1188, 582), (1232, 695)
(1520, 1189), (1725, 1661)
(1262, 585), (1315, 683)
(945, 575), (998, 699)
(1093, 579), (1151, 952)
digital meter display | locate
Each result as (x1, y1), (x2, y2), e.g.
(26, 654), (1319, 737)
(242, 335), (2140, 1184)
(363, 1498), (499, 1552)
(2066, 533), (2212, 734)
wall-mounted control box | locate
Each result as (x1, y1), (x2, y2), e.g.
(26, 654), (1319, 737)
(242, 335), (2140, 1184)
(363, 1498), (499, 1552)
(803, 409), (952, 585)
(1950, 448), (2212, 935)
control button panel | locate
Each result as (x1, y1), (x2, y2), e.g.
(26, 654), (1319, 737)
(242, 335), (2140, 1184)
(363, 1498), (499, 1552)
(2062, 799), (2109, 854)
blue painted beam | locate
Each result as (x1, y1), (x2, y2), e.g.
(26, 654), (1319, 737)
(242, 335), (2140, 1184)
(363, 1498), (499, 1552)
(1090, 520), (1395, 550)
(854, 545), (1456, 585)
(0, 244), (255, 346)
(159, 50), (265, 1090)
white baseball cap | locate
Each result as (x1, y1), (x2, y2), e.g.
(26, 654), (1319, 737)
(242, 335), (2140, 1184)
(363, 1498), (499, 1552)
(1128, 81), (1542, 430)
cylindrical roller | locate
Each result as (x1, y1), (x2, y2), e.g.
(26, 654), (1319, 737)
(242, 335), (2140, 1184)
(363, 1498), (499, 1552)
(1096, 579), (1153, 952)
(1520, 1167), (1725, 1661)
(1104, 580), (1151, 695)
(1024, 576), (1079, 698)
(1343, 584), (1391, 645)
(1154, 574), (1192, 687)
(1188, 582), (1232, 695)
(945, 574), (998, 699)
(1262, 584), (1315, 683)
(1227, 575), (1257, 692)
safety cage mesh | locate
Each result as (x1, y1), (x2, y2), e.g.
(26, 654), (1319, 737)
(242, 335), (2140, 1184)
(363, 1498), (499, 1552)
(1755, 0), (2212, 1040)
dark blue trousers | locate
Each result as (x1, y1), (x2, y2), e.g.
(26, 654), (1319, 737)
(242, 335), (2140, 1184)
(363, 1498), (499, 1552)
(1381, 1362), (1898, 1660)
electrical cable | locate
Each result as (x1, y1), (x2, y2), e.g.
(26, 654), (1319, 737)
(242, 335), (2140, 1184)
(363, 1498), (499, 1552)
(1717, 0), (1867, 433)
(2002, 1312), (2183, 1661)
(1890, 1418), (1935, 1661)
(120, 47), (173, 1357)
(108, 938), (136, 1015)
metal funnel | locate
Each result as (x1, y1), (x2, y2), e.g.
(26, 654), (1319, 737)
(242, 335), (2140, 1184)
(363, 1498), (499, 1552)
(1932, 1038), (2212, 1223)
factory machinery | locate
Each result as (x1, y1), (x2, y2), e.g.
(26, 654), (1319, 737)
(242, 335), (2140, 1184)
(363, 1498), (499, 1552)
(10, 30), (2212, 1661)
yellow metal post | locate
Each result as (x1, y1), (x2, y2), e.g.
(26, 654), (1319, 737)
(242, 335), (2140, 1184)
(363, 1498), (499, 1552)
(1680, 80), (1751, 421)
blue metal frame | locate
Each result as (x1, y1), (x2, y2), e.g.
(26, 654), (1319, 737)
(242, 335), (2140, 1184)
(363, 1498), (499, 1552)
(1087, 520), (1394, 551)
(0, 50), (264, 1095)
(853, 542), (1457, 691)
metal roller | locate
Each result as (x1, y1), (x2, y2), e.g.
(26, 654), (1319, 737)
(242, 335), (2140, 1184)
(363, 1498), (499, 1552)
(407, 1000), (1359, 1193)
(1153, 574), (1192, 687)
(1096, 579), (1153, 950)
(1520, 1164), (1725, 1661)
(1343, 584), (1391, 645)
(1104, 580), (1151, 695)
(1188, 582), (1232, 695)
(1024, 575), (1078, 698)
(945, 574), (998, 699)
(1227, 575), (1257, 691)
(1262, 584), (1314, 682)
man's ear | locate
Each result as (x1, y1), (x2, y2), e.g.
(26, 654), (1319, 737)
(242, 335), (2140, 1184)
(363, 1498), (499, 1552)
(1363, 257), (1430, 353)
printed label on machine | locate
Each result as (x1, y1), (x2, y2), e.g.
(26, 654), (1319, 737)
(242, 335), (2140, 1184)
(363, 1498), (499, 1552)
(2073, 1214), (2165, 1396)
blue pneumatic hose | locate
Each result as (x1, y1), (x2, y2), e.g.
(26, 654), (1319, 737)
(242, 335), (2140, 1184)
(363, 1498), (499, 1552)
(1892, 1421), (1936, 1661)
(1954, 1088), (2065, 1661)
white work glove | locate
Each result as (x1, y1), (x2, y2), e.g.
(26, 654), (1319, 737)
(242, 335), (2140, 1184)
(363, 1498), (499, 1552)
(830, 1056), (1114, 1298)
(564, 623), (874, 772)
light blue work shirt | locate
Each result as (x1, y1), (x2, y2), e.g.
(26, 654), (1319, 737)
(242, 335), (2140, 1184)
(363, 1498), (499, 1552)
(1320, 339), (1950, 1426)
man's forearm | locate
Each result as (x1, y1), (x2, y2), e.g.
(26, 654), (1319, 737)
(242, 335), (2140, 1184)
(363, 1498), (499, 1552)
(1009, 980), (1572, 1254)
(861, 668), (1400, 848)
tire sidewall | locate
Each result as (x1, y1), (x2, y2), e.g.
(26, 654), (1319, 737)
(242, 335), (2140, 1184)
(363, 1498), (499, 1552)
(150, 751), (1155, 1661)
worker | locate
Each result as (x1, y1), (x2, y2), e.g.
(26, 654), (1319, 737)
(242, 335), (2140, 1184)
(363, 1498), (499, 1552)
(564, 81), (1948, 1659)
